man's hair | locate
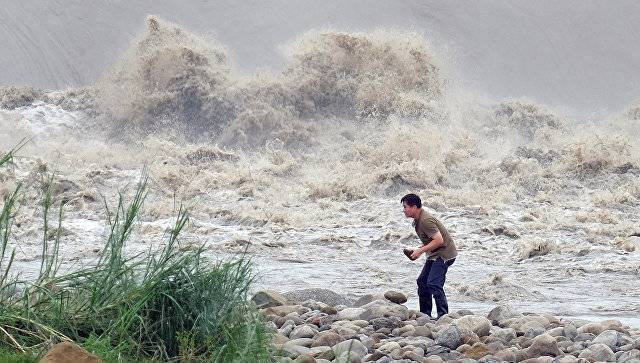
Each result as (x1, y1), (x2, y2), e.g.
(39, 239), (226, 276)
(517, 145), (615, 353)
(401, 193), (422, 208)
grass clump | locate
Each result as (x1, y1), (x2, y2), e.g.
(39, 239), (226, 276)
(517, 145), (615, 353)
(0, 149), (271, 362)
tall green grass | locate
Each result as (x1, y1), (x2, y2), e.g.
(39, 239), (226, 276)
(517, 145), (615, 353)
(0, 148), (271, 362)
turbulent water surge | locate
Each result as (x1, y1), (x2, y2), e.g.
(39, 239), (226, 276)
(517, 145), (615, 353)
(1, 12), (640, 330)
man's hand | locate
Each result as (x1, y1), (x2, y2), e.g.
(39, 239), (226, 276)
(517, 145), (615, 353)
(410, 248), (423, 260)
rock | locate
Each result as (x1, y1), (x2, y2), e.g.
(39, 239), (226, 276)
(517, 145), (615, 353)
(332, 339), (368, 362)
(577, 322), (604, 335)
(283, 288), (350, 307)
(293, 354), (317, 363)
(574, 332), (596, 342)
(371, 317), (403, 331)
(463, 343), (491, 359)
(312, 331), (344, 347)
(402, 350), (425, 362)
(435, 324), (465, 349)
(521, 321), (547, 338)
(273, 333), (291, 346)
(282, 342), (312, 358)
(523, 334), (560, 359)
(563, 323), (577, 340)
(264, 305), (311, 317)
(337, 308), (366, 321)
(291, 325), (318, 339)
(487, 305), (523, 326)
(288, 338), (315, 348)
(490, 327), (517, 342)
(546, 327), (564, 337)
(378, 341), (402, 354)
(578, 343), (615, 362)
(383, 290), (407, 304)
(359, 300), (410, 321)
(252, 290), (288, 308)
(40, 342), (102, 363)
(493, 348), (517, 362)
(592, 329), (620, 349)
(424, 356), (444, 363)
(414, 326), (433, 338)
(618, 349), (640, 362)
(453, 315), (492, 337)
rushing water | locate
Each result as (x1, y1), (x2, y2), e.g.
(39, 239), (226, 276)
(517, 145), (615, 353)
(1, 2), (639, 327)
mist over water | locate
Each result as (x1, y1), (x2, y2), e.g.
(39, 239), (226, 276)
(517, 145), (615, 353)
(1, 3), (640, 326)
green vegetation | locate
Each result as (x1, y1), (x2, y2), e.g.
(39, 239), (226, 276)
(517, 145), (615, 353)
(0, 146), (271, 362)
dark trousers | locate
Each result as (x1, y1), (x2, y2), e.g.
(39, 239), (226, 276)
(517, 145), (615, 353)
(417, 257), (455, 318)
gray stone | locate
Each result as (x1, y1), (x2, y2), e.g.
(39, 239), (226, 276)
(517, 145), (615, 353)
(453, 315), (492, 337)
(378, 341), (402, 354)
(359, 300), (410, 321)
(353, 293), (386, 307)
(252, 290), (287, 308)
(435, 324), (464, 349)
(291, 325), (318, 340)
(490, 327), (517, 342)
(338, 308), (367, 321)
(371, 317), (403, 330)
(288, 338), (315, 348)
(384, 290), (408, 304)
(293, 354), (316, 363)
(523, 334), (560, 359)
(563, 323), (577, 340)
(312, 331), (343, 347)
(487, 305), (523, 326)
(578, 343), (615, 362)
(282, 342), (312, 358)
(577, 322), (604, 336)
(333, 339), (368, 362)
(592, 329), (620, 349)
(574, 332), (596, 342)
(618, 349), (640, 363)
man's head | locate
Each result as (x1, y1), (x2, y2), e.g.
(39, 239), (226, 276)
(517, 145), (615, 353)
(401, 193), (422, 219)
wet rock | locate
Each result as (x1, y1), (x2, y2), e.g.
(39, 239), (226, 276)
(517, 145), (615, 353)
(487, 305), (523, 326)
(383, 290), (407, 304)
(40, 342), (102, 363)
(578, 343), (615, 362)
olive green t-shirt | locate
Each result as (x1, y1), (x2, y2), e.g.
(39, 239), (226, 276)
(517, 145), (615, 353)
(413, 209), (457, 261)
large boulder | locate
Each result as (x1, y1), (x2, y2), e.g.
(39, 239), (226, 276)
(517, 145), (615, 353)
(435, 324), (478, 350)
(40, 342), (102, 363)
(252, 290), (288, 308)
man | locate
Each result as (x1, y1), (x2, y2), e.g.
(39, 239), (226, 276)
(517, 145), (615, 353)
(401, 193), (457, 318)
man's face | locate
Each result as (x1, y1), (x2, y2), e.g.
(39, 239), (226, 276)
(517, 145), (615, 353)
(402, 202), (418, 218)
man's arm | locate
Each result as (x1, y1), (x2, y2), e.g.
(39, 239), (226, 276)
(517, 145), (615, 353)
(411, 231), (444, 259)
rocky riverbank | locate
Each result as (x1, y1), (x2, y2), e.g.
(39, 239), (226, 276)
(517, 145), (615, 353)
(254, 289), (640, 363)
